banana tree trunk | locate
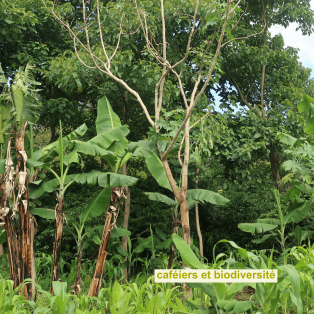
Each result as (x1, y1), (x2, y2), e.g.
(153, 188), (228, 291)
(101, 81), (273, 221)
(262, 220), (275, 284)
(121, 163), (130, 284)
(88, 211), (113, 297)
(88, 186), (125, 297)
(50, 196), (64, 294)
(1, 145), (20, 289)
(14, 122), (36, 299)
(4, 215), (20, 287)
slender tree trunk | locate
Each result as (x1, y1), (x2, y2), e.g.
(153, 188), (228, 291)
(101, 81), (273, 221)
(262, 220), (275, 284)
(160, 119), (192, 301)
(180, 119), (193, 300)
(88, 186), (125, 297)
(121, 163), (130, 284)
(73, 244), (83, 295)
(50, 196), (64, 294)
(260, 24), (267, 119)
(195, 168), (203, 258)
(268, 143), (283, 193)
(180, 119), (191, 246)
(0, 243), (3, 256)
(50, 123), (57, 143)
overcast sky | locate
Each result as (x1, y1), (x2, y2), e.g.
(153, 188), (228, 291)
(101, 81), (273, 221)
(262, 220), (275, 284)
(269, 0), (314, 78)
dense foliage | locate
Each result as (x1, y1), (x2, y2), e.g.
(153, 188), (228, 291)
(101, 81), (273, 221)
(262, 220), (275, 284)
(1, 0), (314, 312)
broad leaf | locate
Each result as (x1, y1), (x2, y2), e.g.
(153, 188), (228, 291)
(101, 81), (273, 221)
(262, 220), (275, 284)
(155, 238), (172, 250)
(238, 223), (277, 233)
(30, 208), (55, 220)
(96, 96), (121, 134)
(22, 96), (38, 123)
(277, 132), (299, 147)
(284, 200), (312, 224)
(145, 192), (177, 206)
(63, 151), (80, 165)
(26, 159), (45, 168)
(256, 218), (280, 225)
(89, 125), (129, 150)
(128, 140), (158, 154)
(80, 187), (111, 224)
(279, 265), (302, 313)
(217, 300), (253, 313)
(187, 189), (229, 205)
(33, 124), (88, 161)
(252, 234), (277, 244)
(133, 236), (153, 253)
(29, 174), (77, 199)
(144, 151), (173, 191)
(187, 282), (217, 303)
(72, 141), (114, 157)
(298, 94), (314, 113)
(172, 233), (206, 269)
(74, 171), (138, 187)
(11, 85), (23, 123)
(110, 228), (131, 238)
(106, 138), (129, 156)
(0, 229), (6, 244)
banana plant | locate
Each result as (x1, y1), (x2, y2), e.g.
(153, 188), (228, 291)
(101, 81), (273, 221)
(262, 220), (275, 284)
(30, 96), (138, 296)
(0, 64), (41, 299)
(74, 96), (135, 297)
(36, 120), (89, 294)
(64, 188), (127, 295)
(238, 189), (313, 256)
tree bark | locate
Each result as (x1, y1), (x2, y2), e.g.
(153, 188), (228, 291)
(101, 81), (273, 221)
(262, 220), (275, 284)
(167, 221), (178, 269)
(50, 196), (64, 294)
(268, 143), (283, 193)
(180, 118), (191, 246)
(0, 243), (3, 256)
(121, 163), (130, 284)
(195, 168), (203, 258)
(73, 244), (83, 295)
(50, 123), (57, 143)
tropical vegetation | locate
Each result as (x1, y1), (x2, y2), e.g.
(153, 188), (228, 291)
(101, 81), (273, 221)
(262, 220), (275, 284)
(1, 0), (314, 313)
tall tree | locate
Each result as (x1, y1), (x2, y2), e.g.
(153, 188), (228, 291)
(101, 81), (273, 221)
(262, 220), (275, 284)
(216, 0), (314, 191)
(43, 0), (261, 253)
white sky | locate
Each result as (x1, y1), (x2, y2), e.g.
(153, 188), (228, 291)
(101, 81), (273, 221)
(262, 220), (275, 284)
(269, 0), (314, 78)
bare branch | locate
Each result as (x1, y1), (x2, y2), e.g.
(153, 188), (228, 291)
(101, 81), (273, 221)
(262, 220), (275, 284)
(189, 111), (211, 130)
(178, 136), (184, 167)
(109, 13), (125, 62)
(172, 69), (189, 109)
(162, 1), (235, 159)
